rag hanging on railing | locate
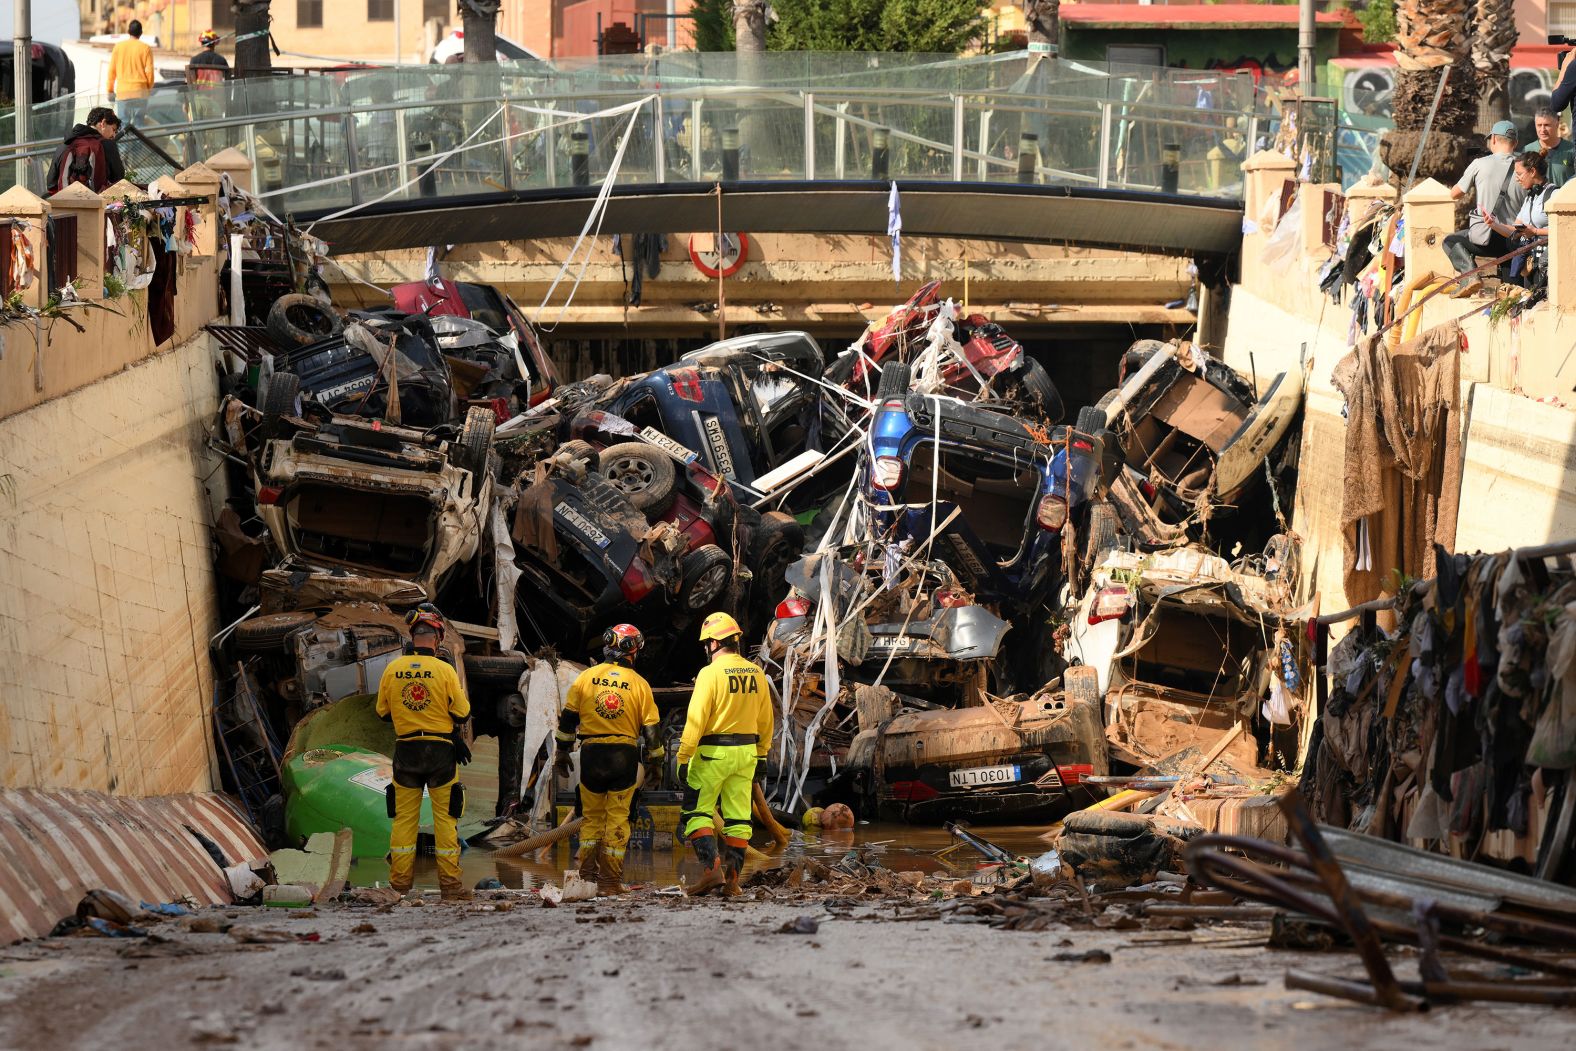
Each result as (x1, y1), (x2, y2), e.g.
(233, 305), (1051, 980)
(9, 222), (36, 291)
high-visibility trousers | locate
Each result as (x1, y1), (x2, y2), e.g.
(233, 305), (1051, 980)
(578, 741), (640, 861)
(681, 743), (755, 844)
(389, 738), (463, 888)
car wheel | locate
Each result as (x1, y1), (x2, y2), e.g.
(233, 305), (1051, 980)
(233, 610), (317, 652)
(559, 439), (596, 464)
(1075, 404), (1108, 435)
(1010, 357), (1064, 422)
(454, 405), (496, 479)
(678, 544), (732, 611)
(875, 360), (912, 401)
(266, 293), (344, 348)
(597, 442), (677, 517)
(1119, 339), (1167, 381)
(259, 371), (300, 420)
(1078, 499), (1120, 591)
(752, 511), (804, 605)
(463, 653), (529, 689)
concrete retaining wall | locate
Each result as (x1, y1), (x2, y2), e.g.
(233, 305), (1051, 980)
(0, 331), (223, 795)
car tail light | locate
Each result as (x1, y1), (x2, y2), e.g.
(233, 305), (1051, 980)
(935, 587), (970, 609)
(670, 368), (704, 402)
(1058, 763), (1094, 785)
(484, 397), (510, 424)
(1139, 479), (1157, 501)
(619, 558), (657, 603)
(257, 485), (284, 505)
(890, 780), (939, 803)
(775, 597), (812, 620)
(1071, 438), (1094, 452)
(1087, 585), (1133, 624)
(1036, 494), (1068, 530)
(871, 456), (905, 491)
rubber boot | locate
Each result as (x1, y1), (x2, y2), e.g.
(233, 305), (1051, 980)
(684, 833), (726, 897)
(439, 877), (473, 902)
(390, 879), (413, 896)
(597, 853), (627, 897)
(720, 842), (746, 898)
(576, 842), (602, 884)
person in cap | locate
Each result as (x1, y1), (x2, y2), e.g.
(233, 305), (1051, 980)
(677, 612), (774, 897)
(375, 607), (473, 900)
(553, 624), (663, 896)
(1522, 107), (1574, 189)
(1444, 119), (1527, 292)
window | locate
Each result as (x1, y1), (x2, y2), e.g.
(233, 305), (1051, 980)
(297, 0), (323, 29)
(368, 0), (394, 21)
(424, 0), (449, 20)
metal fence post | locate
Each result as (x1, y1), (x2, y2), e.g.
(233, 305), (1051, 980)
(342, 110), (363, 207)
(803, 92), (815, 180)
(1097, 102), (1112, 189)
(395, 107), (410, 200)
(976, 110), (991, 180)
(545, 118), (559, 187)
(498, 99), (514, 191)
(952, 95), (965, 182)
(834, 101), (848, 180)
(691, 98), (704, 179)
(654, 97), (667, 183)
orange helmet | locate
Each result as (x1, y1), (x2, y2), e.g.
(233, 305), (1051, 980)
(405, 608), (444, 639)
(602, 623), (644, 655)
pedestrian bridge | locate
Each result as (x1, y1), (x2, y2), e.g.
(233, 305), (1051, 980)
(7, 53), (1253, 258)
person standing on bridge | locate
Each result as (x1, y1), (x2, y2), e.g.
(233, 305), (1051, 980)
(553, 624), (663, 897)
(186, 30), (230, 156)
(375, 608), (473, 901)
(107, 20), (155, 129)
(678, 612), (774, 898)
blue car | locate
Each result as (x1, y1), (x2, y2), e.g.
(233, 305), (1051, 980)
(864, 363), (1120, 647)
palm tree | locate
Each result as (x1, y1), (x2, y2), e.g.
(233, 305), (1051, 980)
(1023, 0), (1058, 52)
(1379, 0), (1477, 186)
(1471, 0), (1518, 133)
(460, 0), (501, 64)
(234, 0), (272, 78)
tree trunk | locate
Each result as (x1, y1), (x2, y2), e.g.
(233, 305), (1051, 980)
(1470, 0), (1518, 135)
(1023, 0), (1059, 51)
(733, 1), (767, 164)
(1380, 0), (1477, 187)
(233, 0), (273, 80)
(460, 0), (501, 64)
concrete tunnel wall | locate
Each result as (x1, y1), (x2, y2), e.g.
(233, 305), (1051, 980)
(0, 298), (225, 796)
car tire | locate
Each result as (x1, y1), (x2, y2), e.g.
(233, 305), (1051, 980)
(233, 610), (317, 652)
(1075, 404), (1108, 435)
(1120, 339), (1167, 381)
(560, 439), (596, 463)
(1063, 664), (1102, 709)
(464, 653), (529, 689)
(266, 293), (344, 348)
(455, 405), (496, 479)
(677, 544), (732, 612)
(1011, 357), (1065, 422)
(1079, 499), (1120, 590)
(598, 442), (677, 517)
(752, 510), (805, 607)
(260, 371), (300, 419)
(875, 360), (911, 401)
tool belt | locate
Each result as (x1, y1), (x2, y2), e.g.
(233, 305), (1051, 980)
(699, 733), (758, 746)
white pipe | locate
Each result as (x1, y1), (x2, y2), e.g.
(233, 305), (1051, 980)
(14, 0), (30, 189)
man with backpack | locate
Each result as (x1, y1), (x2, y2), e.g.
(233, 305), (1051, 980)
(46, 108), (126, 195)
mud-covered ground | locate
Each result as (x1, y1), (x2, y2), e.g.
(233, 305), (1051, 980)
(1, 884), (1571, 1051)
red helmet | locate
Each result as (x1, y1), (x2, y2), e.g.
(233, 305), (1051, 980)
(405, 608), (444, 639)
(602, 623), (643, 655)
(199, 29), (221, 47)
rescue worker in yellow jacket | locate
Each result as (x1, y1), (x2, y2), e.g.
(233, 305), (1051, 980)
(679, 612), (774, 897)
(375, 609), (472, 900)
(553, 624), (663, 896)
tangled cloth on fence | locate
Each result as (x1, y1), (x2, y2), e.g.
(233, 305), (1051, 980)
(1333, 320), (1464, 603)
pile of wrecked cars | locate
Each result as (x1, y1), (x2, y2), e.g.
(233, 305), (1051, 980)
(208, 272), (1311, 858)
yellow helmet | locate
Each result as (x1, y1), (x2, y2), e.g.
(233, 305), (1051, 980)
(698, 611), (743, 643)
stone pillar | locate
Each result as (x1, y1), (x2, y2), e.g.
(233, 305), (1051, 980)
(1240, 151), (1296, 292)
(204, 147), (255, 202)
(1547, 179), (1576, 314)
(1402, 177), (1456, 285)
(0, 186), (52, 308)
(175, 162), (222, 257)
(1299, 181), (1343, 262)
(42, 183), (105, 301)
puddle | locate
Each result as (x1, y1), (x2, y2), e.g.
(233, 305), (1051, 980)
(349, 821), (1056, 891)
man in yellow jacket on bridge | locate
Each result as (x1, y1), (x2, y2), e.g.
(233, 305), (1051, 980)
(107, 20), (155, 128)
(375, 609), (472, 900)
(678, 612), (773, 897)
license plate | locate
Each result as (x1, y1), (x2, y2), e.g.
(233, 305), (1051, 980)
(639, 426), (699, 465)
(948, 764), (1021, 789)
(554, 501), (611, 549)
(702, 415), (738, 479)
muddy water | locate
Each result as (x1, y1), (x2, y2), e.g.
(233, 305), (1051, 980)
(348, 821), (1057, 891)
